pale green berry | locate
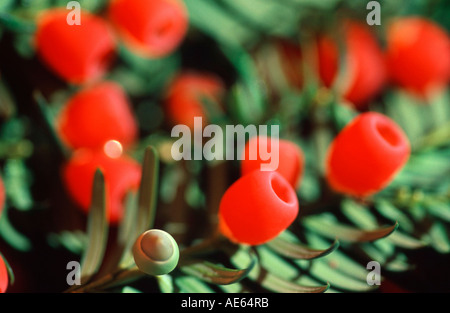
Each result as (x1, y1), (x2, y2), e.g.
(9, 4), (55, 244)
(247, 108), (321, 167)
(133, 229), (179, 276)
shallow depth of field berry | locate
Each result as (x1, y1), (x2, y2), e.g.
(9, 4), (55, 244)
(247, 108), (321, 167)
(0, 0), (449, 295)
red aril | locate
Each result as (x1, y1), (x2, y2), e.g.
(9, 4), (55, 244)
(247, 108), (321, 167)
(326, 112), (410, 197)
(241, 136), (305, 188)
(35, 9), (116, 84)
(165, 72), (225, 129)
(315, 21), (387, 109)
(62, 149), (141, 224)
(218, 171), (299, 245)
(385, 17), (450, 98)
(57, 81), (138, 150)
(108, 0), (188, 57)
(0, 254), (8, 293)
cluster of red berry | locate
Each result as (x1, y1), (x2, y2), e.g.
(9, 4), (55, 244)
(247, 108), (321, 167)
(32, 0), (237, 226)
(30, 0), (191, 224)
(278, 18), (450, 107)
(218, 112), (410, 246)
(218, 17), (450, 246)
(57, 81), (142, 224)
(39, 11), (447, 245)
(35, 0), (188, 84)
(1, 4), (446, 289)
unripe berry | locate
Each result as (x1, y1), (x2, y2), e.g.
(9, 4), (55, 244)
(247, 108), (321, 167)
(326, 112), (410, 197)
(133, 229), (179, 276)
(219, 171), (299, 246)
(241, 136), (305, 188)
(385, 17), (450, 97)
(35, 9), (115, 84)
(315, 21), (386, 109)
(108, 0), (188, 57)
(165, 72), (225, 129)
(57, 81), (138, 150)
(62, 149), (141, 224)
(0, 254), (8, 293)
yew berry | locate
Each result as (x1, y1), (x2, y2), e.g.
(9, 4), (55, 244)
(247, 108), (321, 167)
(108, 0), (188, 57)
(165, 72), (225, 129)
(0, 253), (7, 293)
(62, 149), (141, 224)
(57, 81), (138, 150)
(316, 36), (339, 89)
(35, 9), (116, 84)
(326, 112), (410, 197)
(241, 136), (305, 188)
(218, 171), (299, 246)
(385, 17), (450, 98)
(315, 21), (386, 109)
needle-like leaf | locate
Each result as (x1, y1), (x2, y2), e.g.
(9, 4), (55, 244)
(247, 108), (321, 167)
(135, 146), (159, 234)
(230, 245), (329, 293)
(258, 271), (330, 293)
(266, 235), (339, 260)
(304, 214), (399, 243)
(119, 146), (159, 267)
(79, 169), (108, 285)
(33, 91), (69, 160)
(181, 254), (257, 285)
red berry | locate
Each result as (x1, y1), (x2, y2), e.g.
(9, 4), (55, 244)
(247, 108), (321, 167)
(57, 81), (138, 150)
(62, 149), (141, 224)
(0, 254), (8, 293)
(108, 0), (188, 57)
(218, 171), (299, 245)
(326, 112), (410, 197)
(35, 9), (116, 84)
(316, 36), (339, 89)
(165, 72), (225, 129)
(241, 136), (304, 188)
(315, 21), (387, 109)
(385, 17), (450, 97)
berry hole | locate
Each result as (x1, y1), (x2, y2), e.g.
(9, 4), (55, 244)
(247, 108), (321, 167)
(376, 122), (400, 147)
(270, 174), (292, 205)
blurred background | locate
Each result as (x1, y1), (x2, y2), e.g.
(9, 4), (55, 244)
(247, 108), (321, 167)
(0, 0), (449, 293)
